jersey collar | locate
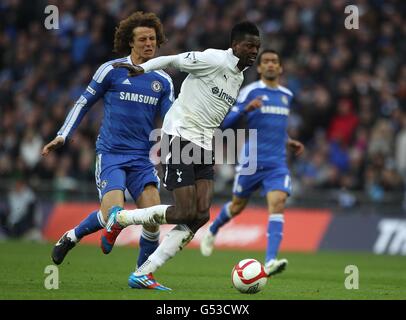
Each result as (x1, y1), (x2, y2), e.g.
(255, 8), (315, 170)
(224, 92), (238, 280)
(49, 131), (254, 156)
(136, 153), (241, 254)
(227, 48), (248, 73)
(127, 55), (135, 65)
(259, 80), (280, 89)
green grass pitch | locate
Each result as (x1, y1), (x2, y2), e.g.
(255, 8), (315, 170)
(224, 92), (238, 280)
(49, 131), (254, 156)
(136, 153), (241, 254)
(1, 240), (405, 300)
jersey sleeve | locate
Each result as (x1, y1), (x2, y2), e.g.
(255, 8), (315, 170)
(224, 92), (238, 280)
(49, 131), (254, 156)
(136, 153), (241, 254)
(158, 74), (175, 119)
(140, 49), (223, 77)
(57, 63), (114, 140)
(220, 87), (252, 129)
(173, 49), (224, 76)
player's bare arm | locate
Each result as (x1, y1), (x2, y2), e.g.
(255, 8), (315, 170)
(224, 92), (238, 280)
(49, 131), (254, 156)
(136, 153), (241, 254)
(41, 136), (65, 156)
(112, 54), (180, 76)
(112, 62), (145, 76)
(244, 97), (263, 112)
(286, 138), (304, 156)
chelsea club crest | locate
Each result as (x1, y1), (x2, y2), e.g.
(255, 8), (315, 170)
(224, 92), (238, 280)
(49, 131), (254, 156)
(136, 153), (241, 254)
(100, 180), (108, 189)
(151, 81), (162, 92)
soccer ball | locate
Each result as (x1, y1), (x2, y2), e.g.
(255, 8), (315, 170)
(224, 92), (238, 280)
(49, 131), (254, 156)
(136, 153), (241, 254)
(231, 258), (268, 294)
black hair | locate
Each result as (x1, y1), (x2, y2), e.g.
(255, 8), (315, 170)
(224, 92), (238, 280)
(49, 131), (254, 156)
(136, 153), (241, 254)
(258, 49), (281, 65)
(230, 21), (259, 44)
(114, 11), (166, 55)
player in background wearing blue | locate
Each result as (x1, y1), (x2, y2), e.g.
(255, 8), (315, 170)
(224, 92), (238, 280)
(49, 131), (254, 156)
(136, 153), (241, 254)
(200, 50), (304, 276)
(41, 12), (174, 290)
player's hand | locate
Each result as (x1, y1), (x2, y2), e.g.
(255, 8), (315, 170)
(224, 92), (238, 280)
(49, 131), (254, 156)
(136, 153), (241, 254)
(42, 136), (65, 156)
(112, 62), (144, 77)
(244, 97), (263, 113)
(287, 139), (305, 156)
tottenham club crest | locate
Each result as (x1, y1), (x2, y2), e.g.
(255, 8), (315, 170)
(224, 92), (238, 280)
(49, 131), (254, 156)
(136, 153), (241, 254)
(176, 169), (183, 183)
(151, 81), (162, 92)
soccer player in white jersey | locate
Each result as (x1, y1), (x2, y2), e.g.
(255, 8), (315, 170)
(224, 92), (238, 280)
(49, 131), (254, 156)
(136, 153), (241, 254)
(200, 50), (304, 276)
(106, 21), (261, 290)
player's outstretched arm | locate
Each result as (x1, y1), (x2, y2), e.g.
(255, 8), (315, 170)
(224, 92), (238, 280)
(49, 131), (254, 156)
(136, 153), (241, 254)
(51, 62), (113, 148)
(42, 136), (65, 156)
(113, 51), (223, 79)
(112, 62), (145, 77)
(112, 55), (179, 76)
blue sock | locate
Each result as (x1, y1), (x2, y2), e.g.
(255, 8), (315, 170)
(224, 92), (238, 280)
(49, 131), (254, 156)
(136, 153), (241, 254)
(265, 214), (284, 263)
(74, 210), (104, 240)
(209, 202), (232, 235)
(137, 229), (159, 267)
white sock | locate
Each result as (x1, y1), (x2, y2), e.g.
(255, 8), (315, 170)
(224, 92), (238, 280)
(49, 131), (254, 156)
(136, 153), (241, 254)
(135, 224), (194, 275)
(117, 205), (169, 227)
(66, 229), (78, 243)
(141, 227), (160, 242)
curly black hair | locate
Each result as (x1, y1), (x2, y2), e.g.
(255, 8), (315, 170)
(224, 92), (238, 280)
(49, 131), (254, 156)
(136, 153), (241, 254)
(113, 11), (166, 55)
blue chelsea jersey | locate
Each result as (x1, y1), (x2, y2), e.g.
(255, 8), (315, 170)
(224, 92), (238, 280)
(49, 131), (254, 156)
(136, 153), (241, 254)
(221, 80), (293, 169)
(57, 56), (174, 155)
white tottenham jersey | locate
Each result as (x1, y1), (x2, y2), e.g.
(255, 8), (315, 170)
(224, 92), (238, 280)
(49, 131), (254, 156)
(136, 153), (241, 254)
(140, 48), (245, 150)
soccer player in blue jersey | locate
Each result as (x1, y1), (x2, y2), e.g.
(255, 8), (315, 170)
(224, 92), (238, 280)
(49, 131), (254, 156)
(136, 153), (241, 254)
(199, 49), (304, 276)
(42, 12), (173, 290)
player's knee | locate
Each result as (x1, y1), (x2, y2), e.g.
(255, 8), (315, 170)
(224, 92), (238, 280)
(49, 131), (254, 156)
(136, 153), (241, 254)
(229, 202), (244, 216)
(194, 198), (210, 221)
(269, 194), (288, 213)
(174, 201), (197, 221)
(184, 208), (199, 223)
(269, 203), (286, 213)
(185, 209), (208, 225)
(197, 201), (210, 217)
(143, 224), (159, 233)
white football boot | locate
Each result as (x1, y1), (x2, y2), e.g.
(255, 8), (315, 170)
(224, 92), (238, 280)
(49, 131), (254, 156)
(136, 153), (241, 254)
(200, 228), (216, 257)
(264, 258), (288, 277)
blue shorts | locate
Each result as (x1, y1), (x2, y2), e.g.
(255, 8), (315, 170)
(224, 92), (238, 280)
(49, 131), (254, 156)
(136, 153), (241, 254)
(95, 153), (159, 202)
(232, 167), (291, 198)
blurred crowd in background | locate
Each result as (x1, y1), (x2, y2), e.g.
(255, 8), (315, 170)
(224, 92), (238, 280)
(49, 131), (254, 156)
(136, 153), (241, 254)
(0, 0), (405, 222)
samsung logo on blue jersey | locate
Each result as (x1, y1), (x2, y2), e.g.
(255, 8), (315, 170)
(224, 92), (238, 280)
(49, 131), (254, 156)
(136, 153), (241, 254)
(261, 105), (289, 116)
(119, 92), (159, 105)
